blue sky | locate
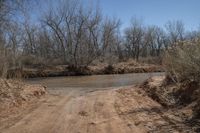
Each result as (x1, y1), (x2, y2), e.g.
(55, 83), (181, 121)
(82, 0), (200, 31)
(31, 0), (200, 31)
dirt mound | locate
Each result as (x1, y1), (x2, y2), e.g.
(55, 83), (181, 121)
(0, 79), (47, 114)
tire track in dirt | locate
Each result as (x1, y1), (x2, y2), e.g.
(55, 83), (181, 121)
(1, 91), (75, 133)
(1, 87), (145, 133)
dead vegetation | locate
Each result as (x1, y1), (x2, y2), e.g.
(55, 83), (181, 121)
(164, 40), (200, 83)
(4, 59), (163, 78)
(0, 0), (188, 78)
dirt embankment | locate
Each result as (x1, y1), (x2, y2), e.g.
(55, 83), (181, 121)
(115, 87), (196, 132)
(0, 79), (47, 120)
(141, 76), (200, 107)
(8, 60), (163, 78)
(89, 60), (163, 75)
(140, 76), (200, 132)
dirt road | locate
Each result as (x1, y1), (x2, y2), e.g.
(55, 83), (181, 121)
(0, 86), (193, 133)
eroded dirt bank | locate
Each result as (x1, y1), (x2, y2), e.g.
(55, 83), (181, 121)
(1, 81), (197, 133)
(141, 76), (200, 132)
(115, 87), (196, 132)
(0, 79), (47, 130)
(8, 60), (163, 78)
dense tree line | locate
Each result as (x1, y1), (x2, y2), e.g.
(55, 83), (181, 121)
(0, 0), (200, 77)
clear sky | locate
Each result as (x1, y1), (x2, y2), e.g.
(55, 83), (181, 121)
(82, 0), (200, 31)
(31, 0), (200, 31)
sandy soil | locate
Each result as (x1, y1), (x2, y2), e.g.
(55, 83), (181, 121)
(0, 79), (47, 131)
(0, 84), (194, 133)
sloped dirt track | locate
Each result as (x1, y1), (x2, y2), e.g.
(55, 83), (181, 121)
(0, 86), (193, 133)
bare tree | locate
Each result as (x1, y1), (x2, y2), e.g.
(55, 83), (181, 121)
(1, 0), (198, 78)
(165, 20), (185, 46)
(143, 26), (166, 57)
(101, 17), (121, 64)
(42, 0), (103, 67)
(124, 18), (144, 61)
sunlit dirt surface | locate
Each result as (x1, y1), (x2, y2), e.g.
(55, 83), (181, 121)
(1, 85), (193, 133)
(1, 73), (194, 133)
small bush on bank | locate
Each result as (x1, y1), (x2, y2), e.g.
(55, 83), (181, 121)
(103, 65), (114, 74)
(164, 40), (200, 83)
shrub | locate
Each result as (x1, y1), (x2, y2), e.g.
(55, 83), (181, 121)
(20, 55), (37, 66)
(103, 65), (114, 74)
(164, 40), (200, 83)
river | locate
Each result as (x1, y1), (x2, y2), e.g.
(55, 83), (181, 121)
(26, 72), (164, 92)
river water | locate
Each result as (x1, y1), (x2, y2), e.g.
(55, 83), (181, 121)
(26, 73), (164, 91)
